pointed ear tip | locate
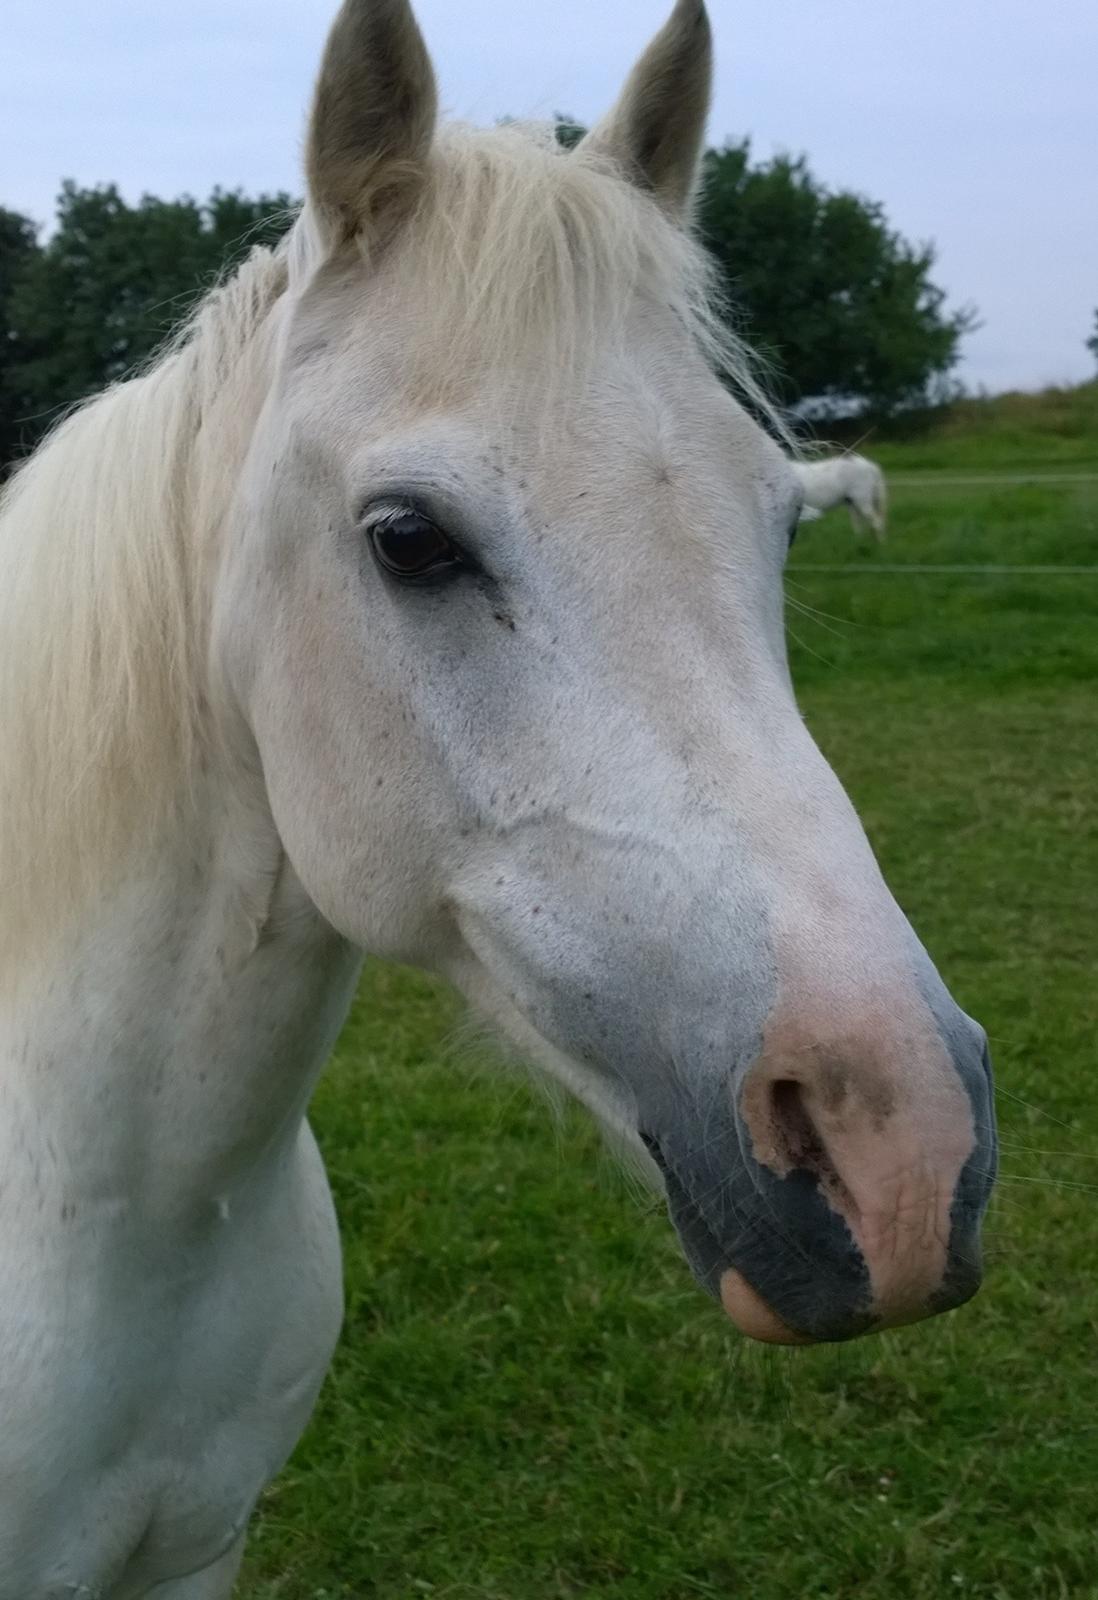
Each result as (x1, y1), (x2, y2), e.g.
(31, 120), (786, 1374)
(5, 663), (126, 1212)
(306, 0), (437, 244)
(674, 0), (712, 31)
(664, 0), (714, 67)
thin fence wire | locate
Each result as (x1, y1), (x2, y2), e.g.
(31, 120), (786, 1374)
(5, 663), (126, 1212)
(887, 471), (1098, 488)
(788, 564), (1098, 576)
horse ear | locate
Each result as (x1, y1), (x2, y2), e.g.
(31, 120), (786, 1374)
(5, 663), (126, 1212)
(305, 0), (438, 247)
(577, 0), (713, 221)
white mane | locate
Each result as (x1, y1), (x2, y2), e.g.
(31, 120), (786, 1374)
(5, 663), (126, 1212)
(0, 120), (784, 979)
(358, 123), (781, 415)
(0, 247), (288, 976)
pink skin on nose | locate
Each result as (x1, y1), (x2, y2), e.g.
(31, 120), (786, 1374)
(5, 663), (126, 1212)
(735, 994), (978, 1336)
(719, 1270), (811, 1345)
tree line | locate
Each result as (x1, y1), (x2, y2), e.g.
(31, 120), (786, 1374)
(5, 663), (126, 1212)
(1, 135), (982, 470)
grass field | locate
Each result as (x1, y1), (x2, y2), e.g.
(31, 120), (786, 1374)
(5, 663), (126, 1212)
(240, 409), (1098, 1599)
(835, 382), (1098, 474)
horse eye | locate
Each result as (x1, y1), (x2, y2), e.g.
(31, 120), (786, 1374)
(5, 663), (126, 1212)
(367, 507), (462, 582)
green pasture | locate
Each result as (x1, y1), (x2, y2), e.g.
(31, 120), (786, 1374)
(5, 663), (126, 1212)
(241, 440), (1098, 1598)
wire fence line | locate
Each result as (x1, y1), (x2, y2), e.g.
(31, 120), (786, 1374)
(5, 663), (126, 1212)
(887, 471), (1098, 489)
(790, 469), (1098, 577)
(789, 564), (1098, 576)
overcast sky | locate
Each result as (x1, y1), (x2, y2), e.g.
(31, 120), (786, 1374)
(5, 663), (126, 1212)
(3, 0), (1095, 394)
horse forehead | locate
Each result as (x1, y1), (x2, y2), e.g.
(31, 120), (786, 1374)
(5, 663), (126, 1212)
(279, 277), (789, 530)
(341, 406), (776, 545)
(372, 380), (779, 511)
(520, 398), (795, 544)
(290, 261), (751, 436)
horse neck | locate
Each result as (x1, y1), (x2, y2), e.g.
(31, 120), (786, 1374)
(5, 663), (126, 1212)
(1, 250), (368, 1222)
(1, 735), (362, 1231)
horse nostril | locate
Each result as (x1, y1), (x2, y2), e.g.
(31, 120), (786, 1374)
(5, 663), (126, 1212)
(769, 1079), (816, 1164)
(767, 1079), (856, 1215)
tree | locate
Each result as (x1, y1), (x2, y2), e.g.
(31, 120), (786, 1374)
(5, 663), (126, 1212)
(553, 114), (585, 151)
(0, 207), (42, 466)
(1088, 309), (1098, 368)
(7, 183), (295, 457)
(547, 124), (972, 415)
(698, 143), (975, 415)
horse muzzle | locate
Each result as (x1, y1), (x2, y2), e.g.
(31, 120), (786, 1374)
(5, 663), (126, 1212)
(643, 1010), (997, 1345)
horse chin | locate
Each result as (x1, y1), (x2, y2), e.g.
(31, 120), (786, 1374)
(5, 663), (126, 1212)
(718, 1271), (814, 1346)
(650, 1147), (812, 1344)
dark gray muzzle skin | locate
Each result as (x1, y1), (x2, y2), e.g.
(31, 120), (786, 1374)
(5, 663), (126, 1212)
(641, 1024), (997, 1344)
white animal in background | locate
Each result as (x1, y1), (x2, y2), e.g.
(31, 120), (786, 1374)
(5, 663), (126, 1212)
(793, 453), (889, 541)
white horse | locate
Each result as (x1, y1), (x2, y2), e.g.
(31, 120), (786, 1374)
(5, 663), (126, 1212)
(794, 453), (889, 540)
(0, 3), (995, 1594)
